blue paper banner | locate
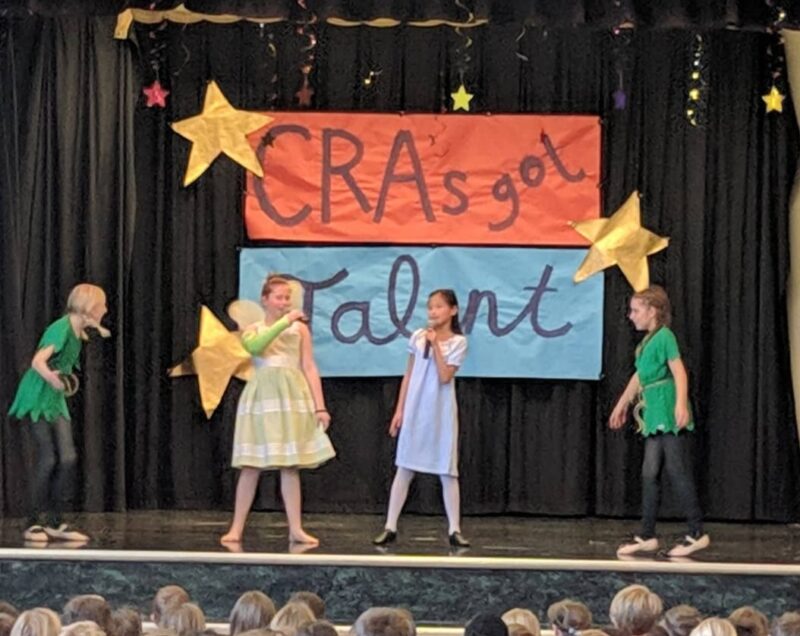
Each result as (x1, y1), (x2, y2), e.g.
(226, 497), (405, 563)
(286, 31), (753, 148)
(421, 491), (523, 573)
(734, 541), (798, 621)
(239, 247), (603, 379)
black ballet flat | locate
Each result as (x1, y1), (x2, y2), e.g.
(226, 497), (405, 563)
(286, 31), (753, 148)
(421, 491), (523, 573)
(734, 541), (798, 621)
(449, 531), (470, 548)
(372, 529), (397, 546)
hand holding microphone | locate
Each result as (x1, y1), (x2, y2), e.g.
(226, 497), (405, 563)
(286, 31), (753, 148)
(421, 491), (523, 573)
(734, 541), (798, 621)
(423, 319), (436, 359)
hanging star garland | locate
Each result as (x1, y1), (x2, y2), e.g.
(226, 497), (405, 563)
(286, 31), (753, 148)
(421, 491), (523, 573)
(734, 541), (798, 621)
(762, 85), (786, 113)
(570, 191), (669, 292)
(171, 80), (273, 186)
(451, 83), (474, 111)
(143, 80), (170, 108)
(169, 305), (254, 419)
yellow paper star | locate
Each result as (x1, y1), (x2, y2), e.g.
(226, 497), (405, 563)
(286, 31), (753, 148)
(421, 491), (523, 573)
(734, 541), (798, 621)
(570, 191), (669, 292)
(762, 85), (785, 113)
(171, 81), (273, 186)
(451, 83), (474, 112)
(169, 305), (254, 419)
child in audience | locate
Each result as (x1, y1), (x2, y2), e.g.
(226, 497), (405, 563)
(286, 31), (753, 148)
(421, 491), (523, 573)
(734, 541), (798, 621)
(502, 609), (540, 636)
(270, 602), (315, 636)
(229, 591), (276, 635)
(609, 584), (663, 636)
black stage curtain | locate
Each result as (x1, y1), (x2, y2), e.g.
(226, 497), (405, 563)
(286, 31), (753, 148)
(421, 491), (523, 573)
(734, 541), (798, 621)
(1, 15), (799, 522)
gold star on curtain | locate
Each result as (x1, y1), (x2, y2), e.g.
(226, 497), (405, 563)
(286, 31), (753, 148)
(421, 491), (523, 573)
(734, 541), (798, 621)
(451, 84), (474, 112)
(171, 81), (273, 186)
(762, 85), (786, 113)
(570, 191), (669, 292)
(169, 305), (254, 419)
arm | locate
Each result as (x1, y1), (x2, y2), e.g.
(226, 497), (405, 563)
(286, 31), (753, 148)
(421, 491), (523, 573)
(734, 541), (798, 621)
(31, 345), (65, 391)
(297, 322), (330, 430)
(609, 372), (640, 429)
(389, 355), (414, 437)
(241, 314), (297, 356)
(429, 334), (459, 384)
(668, 357), (691, 428)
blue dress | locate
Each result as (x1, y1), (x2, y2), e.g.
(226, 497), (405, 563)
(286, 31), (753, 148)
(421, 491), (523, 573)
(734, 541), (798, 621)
(395, 329), (468, 477)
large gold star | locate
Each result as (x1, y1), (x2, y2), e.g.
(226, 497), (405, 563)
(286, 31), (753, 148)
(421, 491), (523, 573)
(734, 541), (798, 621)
(169, 305), (254, 419)
(171, 81), (273, 186)
(762, 85), (786, 113)
(570, 191), (669, 292)
(451, 83), (474, 112)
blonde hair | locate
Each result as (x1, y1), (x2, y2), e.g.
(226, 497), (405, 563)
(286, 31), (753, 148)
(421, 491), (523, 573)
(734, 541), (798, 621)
(66, 284), (109, 338)
(660, 605), (703, 636)
(547, 600), (593, 635)
(771, 613), (800, 636)
(502, 610), (541, 636)
(632, 285), (672, 328)
(609, 585), (664, 635)
(60, 621), (106, 636)
(690, 619), (737, 636)
(729, 608), (768, 636)
(229, 591), (277, 635)
(270, 602), (315, 636)
(11, 608), (61, 636)
(151, 586), (190, 627)
(160, 603), (205, 636)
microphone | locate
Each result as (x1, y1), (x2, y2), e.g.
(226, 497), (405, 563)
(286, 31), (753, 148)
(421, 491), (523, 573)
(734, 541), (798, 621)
(423, 319), (434, 359)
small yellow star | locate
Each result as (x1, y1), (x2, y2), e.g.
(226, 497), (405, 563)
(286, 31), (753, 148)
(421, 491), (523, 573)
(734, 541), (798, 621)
(762, 85), (786, 113)
(451, 83), (474, 112)
(171, 81), (273, 186)
(169, 306), (254, 419)
(570, 191), (669, 292)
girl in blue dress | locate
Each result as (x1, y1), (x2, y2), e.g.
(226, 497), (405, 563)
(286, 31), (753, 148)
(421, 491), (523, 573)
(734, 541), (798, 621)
(373, 289), (469, 548)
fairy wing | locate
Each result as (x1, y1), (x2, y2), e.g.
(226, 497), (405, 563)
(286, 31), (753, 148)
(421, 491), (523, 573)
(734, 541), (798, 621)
(226, 300), (264, 331)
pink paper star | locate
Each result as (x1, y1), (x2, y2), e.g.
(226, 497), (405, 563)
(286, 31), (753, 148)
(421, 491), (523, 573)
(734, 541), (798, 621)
(143, 80), (170, 108)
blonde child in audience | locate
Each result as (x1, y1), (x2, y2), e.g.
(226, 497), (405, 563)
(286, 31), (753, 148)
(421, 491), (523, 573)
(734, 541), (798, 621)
(229, 591), (276, 636)
(270, 602), (315, 636)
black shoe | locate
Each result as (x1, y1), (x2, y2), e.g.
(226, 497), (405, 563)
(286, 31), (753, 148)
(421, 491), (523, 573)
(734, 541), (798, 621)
(449, 531), (470, 548)
(372, 529), (397, 546)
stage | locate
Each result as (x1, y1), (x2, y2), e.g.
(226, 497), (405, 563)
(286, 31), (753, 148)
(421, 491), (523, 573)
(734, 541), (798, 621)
(0, 512), (799, 625)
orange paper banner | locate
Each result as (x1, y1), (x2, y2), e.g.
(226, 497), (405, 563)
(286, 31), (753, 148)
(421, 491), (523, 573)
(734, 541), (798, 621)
(244, 113), (599, 245)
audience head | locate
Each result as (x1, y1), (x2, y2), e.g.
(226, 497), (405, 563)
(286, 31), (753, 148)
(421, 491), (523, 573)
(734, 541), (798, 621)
(0, 606), (17, 620)
(0, 613), (14, 636)
(548, 600), (593, 636)
(502, 609), (540, 636)
(60, 621), (106, 636)
(690, 619), (737, 636)
(62, 595), (112, 634)
(270, 602), (315, 636)
(729, 608), (769, 636)
(161, 602), (205, 636)
(465, 613), (509, 636)
(661, 606), (704, 636)
(151, 585), (191, 627)
(112, 608), (143, 636)
(290, 592), (326, 619)
(297, 620), (339, 636)
(229, 591), (277, 636)
(770, 613), (800, 636)
(352, 607), (416, 636)
(609, 585), (664, 636)
(10, 608), (62, 636)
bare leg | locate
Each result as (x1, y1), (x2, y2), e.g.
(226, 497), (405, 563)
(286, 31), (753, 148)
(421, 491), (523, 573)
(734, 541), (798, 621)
(281, 468), (318, 545)
(221, 467), (261, 543)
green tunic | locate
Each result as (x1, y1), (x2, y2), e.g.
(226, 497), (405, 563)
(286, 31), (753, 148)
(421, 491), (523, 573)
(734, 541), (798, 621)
(8, 315), (82, 423)
(634, 326), (694, 436)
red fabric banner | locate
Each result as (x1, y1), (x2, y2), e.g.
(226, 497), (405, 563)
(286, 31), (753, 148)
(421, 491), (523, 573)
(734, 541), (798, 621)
(244, 113), (599, 245)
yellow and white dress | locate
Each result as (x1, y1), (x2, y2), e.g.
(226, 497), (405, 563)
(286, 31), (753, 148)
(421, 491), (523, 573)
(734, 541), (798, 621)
(232, 319), (335, 470)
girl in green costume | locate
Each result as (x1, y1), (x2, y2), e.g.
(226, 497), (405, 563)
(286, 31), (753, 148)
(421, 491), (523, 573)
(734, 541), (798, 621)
(8, 283), (109, 543)
(609, 285), (709, 558)
(221, 275), (335, 547)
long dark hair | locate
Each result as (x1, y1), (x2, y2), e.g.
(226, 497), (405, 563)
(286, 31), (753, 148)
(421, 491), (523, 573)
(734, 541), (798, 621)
(429, 289), (463, 334)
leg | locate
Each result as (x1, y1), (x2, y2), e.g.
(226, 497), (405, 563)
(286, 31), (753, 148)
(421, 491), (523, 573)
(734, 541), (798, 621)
(27, 421), (58, 528)
(221, 467), (261, 543)
(439, 475), (461, 534)
(50, 417), (78, 527)
(641, 435), (666, 538)
(662, 434), (704, 536)
(281, 468), (318, 545)
(384, 467), (415, 532)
